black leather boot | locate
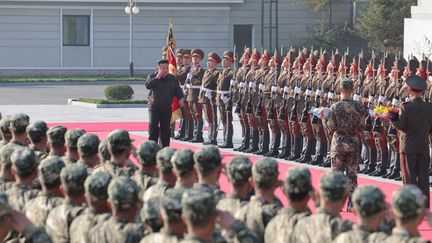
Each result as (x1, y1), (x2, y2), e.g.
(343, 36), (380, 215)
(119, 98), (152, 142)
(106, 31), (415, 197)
(245, 130), (259, 153)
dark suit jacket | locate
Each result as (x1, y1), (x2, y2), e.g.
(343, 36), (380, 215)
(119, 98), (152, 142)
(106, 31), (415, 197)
(391, 97), (432, 154)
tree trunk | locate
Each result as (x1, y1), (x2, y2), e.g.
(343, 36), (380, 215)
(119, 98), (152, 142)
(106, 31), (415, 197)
(328, 3), (332, 30)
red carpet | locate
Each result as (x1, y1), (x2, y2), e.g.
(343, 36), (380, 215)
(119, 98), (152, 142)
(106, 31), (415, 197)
(71, 122), (431, 239)
(47, 122), (150, 132)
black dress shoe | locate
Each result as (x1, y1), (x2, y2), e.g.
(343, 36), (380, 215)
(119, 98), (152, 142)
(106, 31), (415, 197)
(254, 149), (269, 155)
(288, 154), (301, 161)
(174, 133), (185, 140)
(394, 175), (402, 181)
(387, 171), (401, 180)
(310, 155), (324, 165)
(189, 138), (204, 143)
(181, 136), (193, 142)
(278, 151), (290, 159)
(234, 145), (244, 151)
(245, 146), (258, 153)
(219, 143), (234, 149)
(370, 168), (387, 177)
(363, 166), (376, 175)
(203, 140), (217, 145)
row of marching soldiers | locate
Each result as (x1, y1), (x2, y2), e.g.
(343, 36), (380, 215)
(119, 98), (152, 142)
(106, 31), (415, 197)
(171, 46), (432, 183)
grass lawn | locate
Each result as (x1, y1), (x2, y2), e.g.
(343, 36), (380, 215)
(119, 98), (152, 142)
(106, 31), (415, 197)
(0, 76), (147, 83)
(77, 98), (148, 104)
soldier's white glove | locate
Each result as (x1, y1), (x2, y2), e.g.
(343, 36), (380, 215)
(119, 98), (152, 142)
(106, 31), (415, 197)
(368, 95), (374, 102)
(405, 97), (410, 102)
(316, 89), (323, 96)
(328, 92), (335, 99)
(353, 94), (361, 101)
(392, 98), (399, 106)
(258, 84), (265, 91)
(283, 86), (289, 93)
(222, 94), (230, 104)
(186, 73), (193, 81)
(249, 82), (256, 89)
(239, 82), (246, 88)
(186, 83), (191, 89)
(230, 78), (237, 86)
(294, 86), (302, 94)
(378, 96), (386, 103)
(271, 86), (277, 92)
(305, 89), (312, 96)
(205, 91), (213, 99)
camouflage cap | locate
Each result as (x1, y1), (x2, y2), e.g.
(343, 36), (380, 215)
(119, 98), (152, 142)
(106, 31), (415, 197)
(77, 133), (100, 158)
(182, 188), (216, 224)
(0, 116), (12, 137)
(108, 176), (139, 211)
(227, 156), (252, 186)
(26, 121), (48, 142)
(136, 140), (160, 167)
(340, 78), (354, 91)
(392, 185), (425, 221)
(161, 189), (182, 222)
(84, 170), (112, 201)
(0, 145), (17, 166)
(252, 158), (279, 188)
(157, 147), (176, 173)
(352, 186), (386, 218)
(65, 129), (86, 150)
(319, 171), (348, 201)
(141, 197), (162, 221)
(60, 163), (88, 195)
(0, 192), (11, 220)
(193, 145), (222, 173)
(9, 113), (30, 133)
(171, 149), (195, 177)
(47, 125), (67, 147)
(107, 129), (134, 152)
(283, 166), (313, 196)
(98, 139), (111, 162)
(11, 148), (38, 176)
(38, 156), (65, 187)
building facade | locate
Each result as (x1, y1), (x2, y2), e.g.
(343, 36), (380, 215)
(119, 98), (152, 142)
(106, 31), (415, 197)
(0, 0), (352, 75)
(404, 0), (432, 60)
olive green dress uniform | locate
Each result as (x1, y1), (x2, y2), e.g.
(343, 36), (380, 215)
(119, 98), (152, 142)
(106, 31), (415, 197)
(244, 65), (260, 153)
(254, 66), (270, 154)
(175, 54), (193, 141)
(264, 65), (281, 157)
(233, 63), (251, 151)
(276, 66), (292, 159)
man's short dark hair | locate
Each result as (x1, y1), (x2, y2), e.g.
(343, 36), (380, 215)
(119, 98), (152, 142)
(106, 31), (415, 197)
(157, 59), (169, 65)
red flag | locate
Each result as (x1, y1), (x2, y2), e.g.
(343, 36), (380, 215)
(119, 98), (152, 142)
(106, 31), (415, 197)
(167, 19), (182, 124)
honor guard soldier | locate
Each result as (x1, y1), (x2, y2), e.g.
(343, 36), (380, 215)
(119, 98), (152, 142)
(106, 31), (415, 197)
(217, 51), (236, 148)
(199, 52), (221, 145)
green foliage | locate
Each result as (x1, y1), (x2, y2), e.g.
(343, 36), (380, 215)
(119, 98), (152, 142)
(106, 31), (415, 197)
(104, 84), (135, 101)
(305, 0), (343, 11)
(355, 0), (415, 52)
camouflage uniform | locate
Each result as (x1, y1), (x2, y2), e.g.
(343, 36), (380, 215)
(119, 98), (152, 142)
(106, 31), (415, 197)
(69, 171), (112, 243)
(0, 145), (20, 191)
(76, 133), (100, 174)
(334, 186), (389, 243)
(143, 147), (176, 202)
(98, 138), (111, 163)
(0, 116), (12, 149)
(141, 196), (163, 233)
(170, 149), (195, 195)
(181, 188), (262, 243)
(45, 164), (87, 243)
(88, 177), (145, 243)
(235, 158), (283, 241)
(193, 146), (225, 203)
(0, 192), (52, 243)
(132, 140), (159, 197)
(26, 121), (49, 162)
(25, 156), (65, 228)
(6, 148), (40, 212)
(384, 186), (428, 243)
(62, 129), (86, 165)
(264, 167), (313, 243)
(325, 79), (367, 193)
(96, 130), (136, 177)
(47, 125), (67, 156)
(293, 172), (353, 242)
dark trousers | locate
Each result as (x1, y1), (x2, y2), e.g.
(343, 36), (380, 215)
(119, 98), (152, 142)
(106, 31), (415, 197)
(148, 106), (172, 147)
(400, 153), (431, 208)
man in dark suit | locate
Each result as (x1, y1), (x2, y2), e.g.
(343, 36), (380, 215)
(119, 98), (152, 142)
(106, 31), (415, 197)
(391, 75), (432, 208)
(146, 59), (184, 147)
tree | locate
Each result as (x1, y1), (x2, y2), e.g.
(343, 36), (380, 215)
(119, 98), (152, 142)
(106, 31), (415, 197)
(305, 0), (344, 30)
(355, 0), (416, 52)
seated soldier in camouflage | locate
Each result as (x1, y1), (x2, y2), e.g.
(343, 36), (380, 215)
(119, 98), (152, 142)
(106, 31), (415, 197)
(76, 133), (100, 174)
(98, 138), (111, 164)
(25, 156), (65, 227)
(6, 113), (30, 148)
(45, 163), (87, 243)
(26, 121), (49, 161)
(193, 145), (226, 203)
(6, 148), (40, 212)
(0, 116), (12, 149)
(384, 185), (428, 242)
(235, 158), (283, 241)
(180, 188), (262, 243)
(141, 196), (163, 233)
(143, 147), (177, 203)
(0, 145), (18, 191)
(265, 166), (314, 243)
(70, 170), (112, 243)
(170, 148), (197, 194)
(47, 125), (67, 157)
(88, 176), (146, 243)
(334, 186), (389, 242)
(62, 129), (86, 165)
(97, 129), (136, 177)
(0, 192), (52, 243)
(132, 140), (159, 197)
(141, 190), (186, 242)
(217, 156), (254, 216)
(293, 171), (353, 242)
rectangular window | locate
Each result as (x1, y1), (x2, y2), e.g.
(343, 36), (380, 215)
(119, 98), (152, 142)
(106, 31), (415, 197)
(234, 25), (253, 51)
(63, 15), (90, 46)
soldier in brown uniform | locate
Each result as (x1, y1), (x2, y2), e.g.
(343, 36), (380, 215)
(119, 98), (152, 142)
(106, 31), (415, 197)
(186, 49), (206, 143)
(217, 51), (236, 148)
(390, 75), (432, 208)
(234, 48), (252, 152)
(243, 49), (261, 153)
(254, 50), (271, 155)
(199, 52), (221, 145)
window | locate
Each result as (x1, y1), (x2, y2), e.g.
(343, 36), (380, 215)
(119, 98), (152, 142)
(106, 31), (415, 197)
(63, 15), (90, 46)
(234, 25), (253, 51)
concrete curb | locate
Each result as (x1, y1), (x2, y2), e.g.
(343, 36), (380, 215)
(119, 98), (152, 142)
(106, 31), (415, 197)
(68, 99), (148, 109)
(0, 80), (146, 87)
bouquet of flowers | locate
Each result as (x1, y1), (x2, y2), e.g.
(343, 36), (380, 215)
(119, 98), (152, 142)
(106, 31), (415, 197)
(373, 105), (399, 120)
